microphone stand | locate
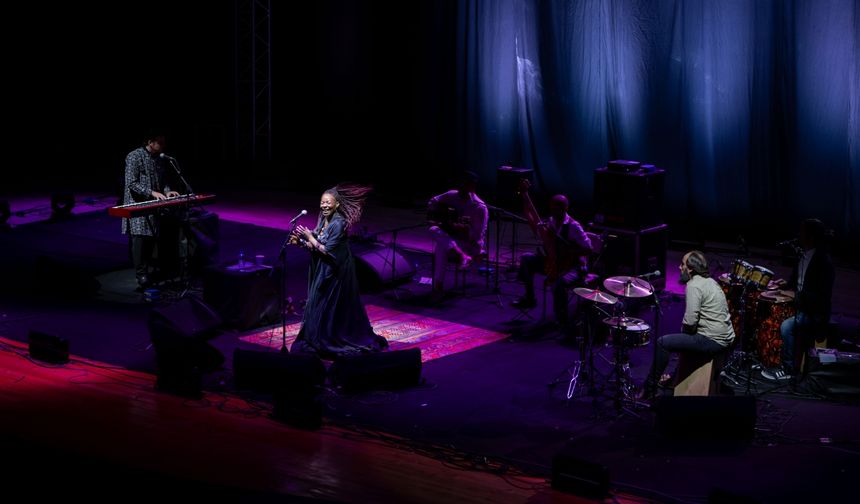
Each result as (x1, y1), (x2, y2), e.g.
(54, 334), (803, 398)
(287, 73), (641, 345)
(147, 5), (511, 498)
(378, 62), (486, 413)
(485, 204), (529, 306)
(166, 158), (194, 196)
(378, 222), (426, 300)
(164, 157), (195, 293)
(272, 223), (297, 353)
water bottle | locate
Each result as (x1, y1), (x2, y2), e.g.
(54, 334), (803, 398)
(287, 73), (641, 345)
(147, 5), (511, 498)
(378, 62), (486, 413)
(238, 249), (245, 268)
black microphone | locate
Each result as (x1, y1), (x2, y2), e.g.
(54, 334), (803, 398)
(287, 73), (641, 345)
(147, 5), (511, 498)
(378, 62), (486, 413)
(777, 238), (799, 248)
(289, 209), (308, 224)
(159, 153), (177, 161)
(638, 270), (661, 280)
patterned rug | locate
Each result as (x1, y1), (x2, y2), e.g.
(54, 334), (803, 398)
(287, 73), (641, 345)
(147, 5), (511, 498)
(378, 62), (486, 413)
(238, 305), (509, 362)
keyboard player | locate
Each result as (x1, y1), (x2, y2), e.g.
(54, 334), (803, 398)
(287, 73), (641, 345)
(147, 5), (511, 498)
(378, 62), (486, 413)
(121, 129), (180, 290)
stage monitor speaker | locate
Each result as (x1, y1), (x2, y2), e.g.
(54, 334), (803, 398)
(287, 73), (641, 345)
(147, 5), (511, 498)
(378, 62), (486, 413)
(353, 243), (416, 292)
(551, 449), (610, 499)
(654, 396), (756, 441)
(593, 166), (664, 230)
(329, 348), (422, 393)
(28, 330), (70, 364)
(148, 297), (223, 341)
(50, 193), (75, 221)
(148, 298), (225, 397)
(203, 264), (280, 330)
(232, 348), (326, 393)
(496, 165), (534, 213)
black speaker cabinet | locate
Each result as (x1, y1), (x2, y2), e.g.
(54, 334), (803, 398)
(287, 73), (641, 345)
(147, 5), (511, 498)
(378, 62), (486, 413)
(590, 223), (668, 290)
(203, 264), (280, 330)
(593, 166), (665, 230)
(148, 297), (223, 341)
(654, 396), (756, 441)
(329, 348), (422, 393)
(232, 348), (326, 393)
(28, 330), (70, 364)
(148, 297), (225, 396)
(352, 243), (416, 291)
(496, 165), (534, 213)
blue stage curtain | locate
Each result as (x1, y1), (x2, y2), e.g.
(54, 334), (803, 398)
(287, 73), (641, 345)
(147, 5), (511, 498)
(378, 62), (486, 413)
(454, 0), (859, 239)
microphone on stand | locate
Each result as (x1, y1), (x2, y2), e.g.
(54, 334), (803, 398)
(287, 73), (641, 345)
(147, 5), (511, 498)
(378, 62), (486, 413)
(776, 238), (799, 248)
(737, 235), (749, 256)
(289, 209), (308, 224)
(638, 270), (661, 280)
(159, 153), (193, 194)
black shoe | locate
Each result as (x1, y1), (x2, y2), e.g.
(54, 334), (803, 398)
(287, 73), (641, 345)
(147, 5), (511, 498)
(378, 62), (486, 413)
(511, 297), (537, 309)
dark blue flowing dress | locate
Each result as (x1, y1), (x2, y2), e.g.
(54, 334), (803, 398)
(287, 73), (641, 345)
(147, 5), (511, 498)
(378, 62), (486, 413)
(291, 213), (388, 358)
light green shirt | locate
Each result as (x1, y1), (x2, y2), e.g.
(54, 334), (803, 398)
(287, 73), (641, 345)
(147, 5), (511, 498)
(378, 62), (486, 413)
(682, 275), (735, 346)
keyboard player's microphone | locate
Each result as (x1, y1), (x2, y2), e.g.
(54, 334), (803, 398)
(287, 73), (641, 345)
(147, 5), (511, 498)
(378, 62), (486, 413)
(159, 153), (177, 161)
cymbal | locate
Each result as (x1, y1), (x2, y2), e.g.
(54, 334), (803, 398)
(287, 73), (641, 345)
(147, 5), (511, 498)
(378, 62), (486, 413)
(603, 276), (654, 298)
(572, 287), (618, 305)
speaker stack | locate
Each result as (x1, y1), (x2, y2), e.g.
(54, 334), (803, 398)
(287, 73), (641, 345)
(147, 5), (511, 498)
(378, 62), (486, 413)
(148, 297), (225, 397)
(592, 161), (667, 289)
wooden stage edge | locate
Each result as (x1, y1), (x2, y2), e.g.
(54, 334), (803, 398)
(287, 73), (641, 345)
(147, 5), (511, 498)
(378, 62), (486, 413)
(0, 336), (623, 503)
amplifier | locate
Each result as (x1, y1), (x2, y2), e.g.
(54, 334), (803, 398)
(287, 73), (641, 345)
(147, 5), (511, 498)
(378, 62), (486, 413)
(593, 167), (665, 230)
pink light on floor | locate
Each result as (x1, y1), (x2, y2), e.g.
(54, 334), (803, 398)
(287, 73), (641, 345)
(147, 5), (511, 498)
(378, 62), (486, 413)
(239, 305), (510, 362)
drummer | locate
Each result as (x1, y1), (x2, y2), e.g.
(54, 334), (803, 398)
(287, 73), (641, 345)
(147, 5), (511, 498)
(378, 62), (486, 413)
(639, 250), (735, 399)
(761, 218), (834, 381)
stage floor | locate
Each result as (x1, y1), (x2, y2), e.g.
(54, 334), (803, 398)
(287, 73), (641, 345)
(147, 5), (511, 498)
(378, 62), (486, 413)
(1, 189), (859, 503)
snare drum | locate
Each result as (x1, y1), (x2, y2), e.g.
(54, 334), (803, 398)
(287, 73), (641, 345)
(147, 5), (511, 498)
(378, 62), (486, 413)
(602, 317), (651, 347)
(747, 265), (774, 290)
(754, 291), (796, 368)
(731, 260), (754, 283)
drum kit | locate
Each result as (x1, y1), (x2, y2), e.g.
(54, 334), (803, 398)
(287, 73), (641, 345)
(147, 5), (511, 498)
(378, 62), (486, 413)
(720, 258), (793, 389)
(552, 275), (656, 414)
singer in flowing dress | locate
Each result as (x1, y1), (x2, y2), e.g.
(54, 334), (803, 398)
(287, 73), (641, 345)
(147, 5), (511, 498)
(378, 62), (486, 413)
(289, 183), (389, 358)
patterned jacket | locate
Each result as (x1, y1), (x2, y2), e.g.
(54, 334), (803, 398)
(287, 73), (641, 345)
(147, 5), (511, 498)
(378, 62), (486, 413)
(121, 147), (171, 236)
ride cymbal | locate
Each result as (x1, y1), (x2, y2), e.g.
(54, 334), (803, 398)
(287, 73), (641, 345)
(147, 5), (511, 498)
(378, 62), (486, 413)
(602, 276), (654, 298)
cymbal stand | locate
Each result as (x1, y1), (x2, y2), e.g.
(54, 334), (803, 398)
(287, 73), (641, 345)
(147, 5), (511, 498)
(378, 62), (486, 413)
(547, 302), (605, 402)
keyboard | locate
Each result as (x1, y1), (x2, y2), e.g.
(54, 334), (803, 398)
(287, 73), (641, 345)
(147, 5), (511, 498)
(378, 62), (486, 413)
(108, 194), (216, 218)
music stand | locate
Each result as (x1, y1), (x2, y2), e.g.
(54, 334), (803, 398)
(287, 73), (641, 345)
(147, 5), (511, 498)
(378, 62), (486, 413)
(376, 223), (425, 300)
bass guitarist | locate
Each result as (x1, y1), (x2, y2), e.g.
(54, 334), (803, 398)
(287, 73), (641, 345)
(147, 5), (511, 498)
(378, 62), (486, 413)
(512, 180), (592, 327)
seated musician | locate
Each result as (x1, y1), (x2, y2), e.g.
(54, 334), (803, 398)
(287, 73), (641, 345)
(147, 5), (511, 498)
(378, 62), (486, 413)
(762, 218), (835, 381)
(639, 251), (735, 400)
(511, 186), (592, 328)
(427, 171), (488, 300)
(121, 129), (180, 290)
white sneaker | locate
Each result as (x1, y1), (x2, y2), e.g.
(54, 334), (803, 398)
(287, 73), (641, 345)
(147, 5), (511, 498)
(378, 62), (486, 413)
(761, 368), (792, 381)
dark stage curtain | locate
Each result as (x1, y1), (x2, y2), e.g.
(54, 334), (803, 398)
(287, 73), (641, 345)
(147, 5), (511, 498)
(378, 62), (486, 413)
(453, 0), (860, 241)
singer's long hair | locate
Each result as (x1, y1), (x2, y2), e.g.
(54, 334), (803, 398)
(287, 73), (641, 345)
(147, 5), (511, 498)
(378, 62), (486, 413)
(324, 183), (372, 228)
